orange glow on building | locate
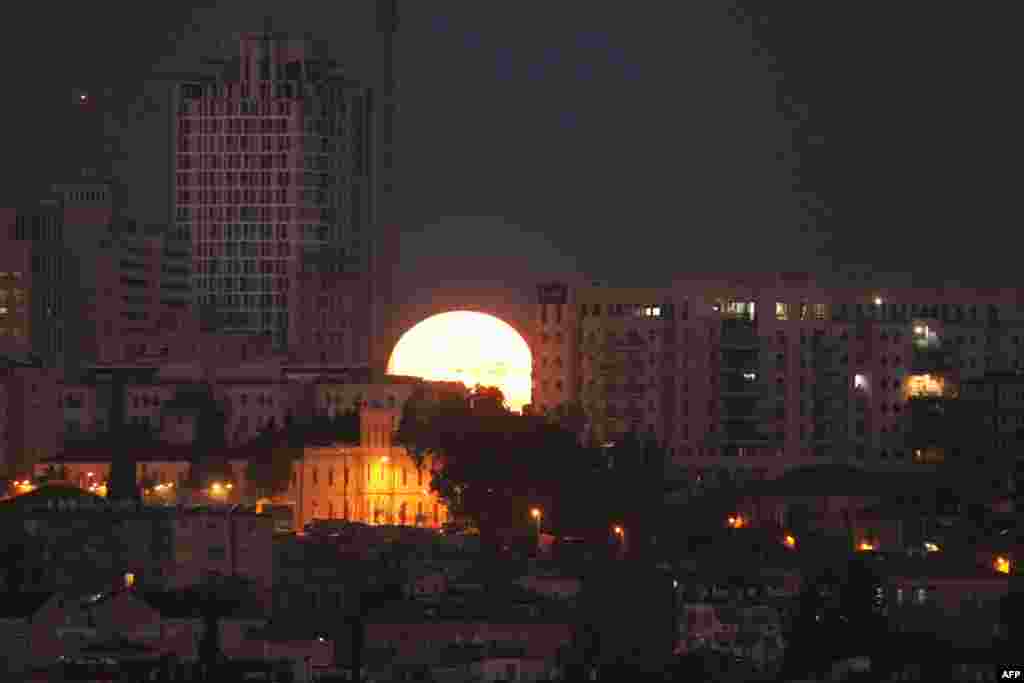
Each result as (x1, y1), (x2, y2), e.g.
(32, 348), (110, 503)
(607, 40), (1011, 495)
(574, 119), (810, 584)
(387, 311), (532, 413)
(784, 534), (796, 549)
(727, 515), (747, 529)
(903, 373), (948, 399)
(858, 541), (876, 552)
(995, 556), (1011, 574)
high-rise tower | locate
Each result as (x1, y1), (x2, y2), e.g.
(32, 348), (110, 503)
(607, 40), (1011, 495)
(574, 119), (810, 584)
(170, 27), (378, 352)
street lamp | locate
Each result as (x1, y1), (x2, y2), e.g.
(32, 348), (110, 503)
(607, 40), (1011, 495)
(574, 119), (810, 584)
(530, 507), (542, 535)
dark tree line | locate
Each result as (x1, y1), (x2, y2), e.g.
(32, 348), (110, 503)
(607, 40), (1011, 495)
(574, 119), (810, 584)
(394, 385), (669, 555)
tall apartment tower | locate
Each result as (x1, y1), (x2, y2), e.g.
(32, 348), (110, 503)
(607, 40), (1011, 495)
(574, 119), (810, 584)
(170, 27), (382, 352)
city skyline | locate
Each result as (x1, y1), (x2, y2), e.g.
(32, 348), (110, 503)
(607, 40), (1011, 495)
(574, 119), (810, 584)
(1, 2), (1016, 300)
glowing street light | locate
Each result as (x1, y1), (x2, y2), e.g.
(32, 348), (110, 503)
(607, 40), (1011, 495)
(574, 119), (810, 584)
(784, 534), (797, 549)
(995, 556), (1011, 575)
(924, 542), (940, 553)
(858, 541), (876, 552)
(530, 507), (542, 534)
(613, 525), (624, 538)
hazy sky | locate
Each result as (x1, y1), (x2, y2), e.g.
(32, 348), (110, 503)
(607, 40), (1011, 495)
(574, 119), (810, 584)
(0, 1), (1014, 305)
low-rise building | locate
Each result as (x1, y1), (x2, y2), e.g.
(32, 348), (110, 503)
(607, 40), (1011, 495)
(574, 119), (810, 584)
(0, 485), (273, 596)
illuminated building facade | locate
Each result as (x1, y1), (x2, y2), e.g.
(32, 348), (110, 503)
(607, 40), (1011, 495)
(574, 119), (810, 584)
(0, 236), (31, 354)
(290, 407), (448, 530)
(533, 274), (1024, 481)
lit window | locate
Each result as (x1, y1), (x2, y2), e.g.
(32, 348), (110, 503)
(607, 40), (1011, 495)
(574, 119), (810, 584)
(124, 572), (135, 588)
(904, 374), (945, 399)
(854, 374), (868, 391)
(775, 303), (789, 321)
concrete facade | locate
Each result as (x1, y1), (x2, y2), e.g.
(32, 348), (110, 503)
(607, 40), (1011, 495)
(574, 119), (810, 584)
(533, 275), (1024, 481)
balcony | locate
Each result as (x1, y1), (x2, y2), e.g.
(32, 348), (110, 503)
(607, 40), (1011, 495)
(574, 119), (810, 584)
(721, 396), (759, 418)
(718, 421), (770, 444)
(909, 348), (955, 374)
(720, 373), (761, 396)
(720, 349), (760, 372)
(720, 320), (760, 349)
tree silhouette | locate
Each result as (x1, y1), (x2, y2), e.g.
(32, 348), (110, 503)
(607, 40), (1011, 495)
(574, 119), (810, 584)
(185, 386), (233, 493)
(393, 387), (440, 474)
(468, 384), (509, 416)
(107, 421), (157, 504)
(189, 574), (250, 681)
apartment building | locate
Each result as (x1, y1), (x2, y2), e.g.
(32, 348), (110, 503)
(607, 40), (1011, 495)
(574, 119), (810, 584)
(533, 275), (1024, 481)
(170, 31), (381, 352)
(0, 236), (31, 356)
(0, 362), (62, 480)
(0, 484), (273, 595)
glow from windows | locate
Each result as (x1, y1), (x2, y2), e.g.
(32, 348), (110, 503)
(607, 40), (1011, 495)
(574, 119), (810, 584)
(904, 374), (945, 399)
(854, 374), (869, 391)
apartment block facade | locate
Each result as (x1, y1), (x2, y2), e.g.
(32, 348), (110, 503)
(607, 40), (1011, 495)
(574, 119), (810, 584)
(533, 275), (1024, 481)
(171, 31), (379, 353)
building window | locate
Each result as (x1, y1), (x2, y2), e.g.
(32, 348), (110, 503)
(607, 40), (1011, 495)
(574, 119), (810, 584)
(328, 467), (334, 486)
(312, 467), (318, 485)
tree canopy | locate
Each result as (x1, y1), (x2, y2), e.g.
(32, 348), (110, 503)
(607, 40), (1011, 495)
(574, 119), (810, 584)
(399, 384), (666, 549)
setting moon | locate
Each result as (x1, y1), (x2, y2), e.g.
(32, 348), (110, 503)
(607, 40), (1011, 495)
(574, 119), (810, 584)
(387, 311), (532, 413)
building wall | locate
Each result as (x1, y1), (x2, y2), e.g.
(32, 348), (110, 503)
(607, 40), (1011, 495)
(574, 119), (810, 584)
(0, 224), (32, 354)
(290, 444), (447, 531)
(365, 622), (571, 661)
(290, 408), (448, 530)
(534, 276), (1024, 480)
(1, 367), (61, 479)
(291, 270), (372, 366)
(169, 509), (274, 591)
(173, 32), (378, 351)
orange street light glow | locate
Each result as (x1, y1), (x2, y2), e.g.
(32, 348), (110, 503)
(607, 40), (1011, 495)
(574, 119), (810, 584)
(858, 541), (875, 551)
(387, 311), (532, 413)
(995, 556), (1010, 574)
(784, 534), (797, 549)
(530, 507), (541, 519)
(613, 525), (624, 536)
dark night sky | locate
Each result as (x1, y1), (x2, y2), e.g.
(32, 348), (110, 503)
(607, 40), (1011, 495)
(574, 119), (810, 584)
(1, 2), (1015, 309)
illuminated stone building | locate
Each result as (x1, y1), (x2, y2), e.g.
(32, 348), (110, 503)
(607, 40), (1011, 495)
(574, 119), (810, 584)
(533, 274), (1024, 482)
(290, 406), (448, 530)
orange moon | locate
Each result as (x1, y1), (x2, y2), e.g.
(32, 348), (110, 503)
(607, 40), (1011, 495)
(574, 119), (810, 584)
(387, 311), (532, 413)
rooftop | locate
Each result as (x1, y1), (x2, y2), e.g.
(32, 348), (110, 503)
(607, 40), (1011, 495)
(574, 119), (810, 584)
(0, 592), (54, 619)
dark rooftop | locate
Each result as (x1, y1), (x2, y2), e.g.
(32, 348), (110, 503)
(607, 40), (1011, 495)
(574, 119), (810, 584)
(0, 592), (53, 619)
